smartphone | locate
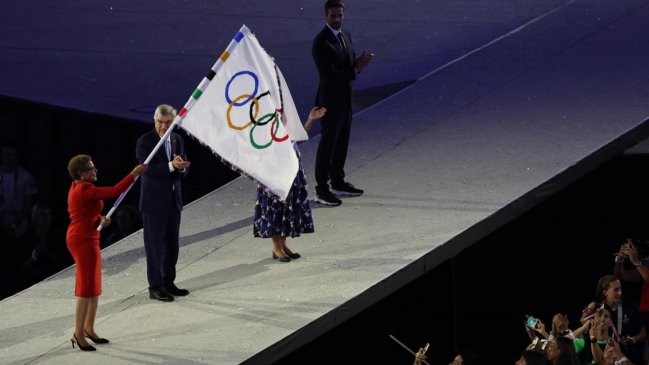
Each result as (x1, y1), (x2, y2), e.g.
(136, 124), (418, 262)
(525, 316), (539, 328)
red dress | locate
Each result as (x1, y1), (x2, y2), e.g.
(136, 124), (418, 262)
(66, 174), (134, 297)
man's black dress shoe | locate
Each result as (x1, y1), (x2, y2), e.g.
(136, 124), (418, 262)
(149, 290), (174, 302)
(164, 285), (190, 297)
(287, 252), (301, 259)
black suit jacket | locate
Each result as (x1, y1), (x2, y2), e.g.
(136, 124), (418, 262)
(136, 129), (187, 214)
(312, 26), (357, 114)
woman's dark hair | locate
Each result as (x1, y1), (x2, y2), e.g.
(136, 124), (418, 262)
(67, 154), (92, 180)
(595, 274), (619, 302)
(520, 350), (547, 365)
(553, 337), (577, 365)
(458, 348), (479, 365)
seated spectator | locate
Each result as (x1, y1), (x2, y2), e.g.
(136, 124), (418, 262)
(525, 313), (589, 355)
(449, 349), (479, 365)
(0, 140), (38, 261)
(546, 336), (577, 365)
(588, 307), (612, 364)
(550, 313), (589, 355)
(594, 275), (645, 364)
(21, 202), (71, 282)
(615, 239), (649, 336)
(515, 350), (547, 365)
(602, 338), (633, 365)
(101, 204), (141, 248)
(583, 276), (644, 365)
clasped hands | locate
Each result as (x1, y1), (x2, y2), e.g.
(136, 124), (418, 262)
(172, 154), (190, 171)
(618, 242), (640, 264)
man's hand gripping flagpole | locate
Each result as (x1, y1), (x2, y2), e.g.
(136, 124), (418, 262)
(96, 118), (181, 231)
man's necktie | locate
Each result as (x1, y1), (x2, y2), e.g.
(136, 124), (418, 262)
(337, 32), (348, 55)
(164, 138), (171, 160)
(164, 138), (175, 191)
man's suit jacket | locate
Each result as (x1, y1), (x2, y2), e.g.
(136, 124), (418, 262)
(312, 26), (357, 114)
(136, 129), (187, 215)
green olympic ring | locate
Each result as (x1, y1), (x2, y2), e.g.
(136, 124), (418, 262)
(249, 112), (280, 149)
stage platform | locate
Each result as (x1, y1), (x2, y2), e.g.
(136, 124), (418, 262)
(2, 0), (649, 364)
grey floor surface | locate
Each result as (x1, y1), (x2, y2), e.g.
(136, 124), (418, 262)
(2, 0), (649, 364)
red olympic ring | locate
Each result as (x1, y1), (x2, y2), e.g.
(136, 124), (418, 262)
(270, 111), (288, 142)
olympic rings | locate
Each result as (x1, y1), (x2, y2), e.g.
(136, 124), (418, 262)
(224, 70), (289, 150)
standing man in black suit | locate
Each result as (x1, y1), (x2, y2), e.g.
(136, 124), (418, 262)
(312, 0), (373, 206)
(136, 104), (191, 302)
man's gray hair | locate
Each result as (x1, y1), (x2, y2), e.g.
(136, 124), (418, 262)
(154, 104), (177, 121)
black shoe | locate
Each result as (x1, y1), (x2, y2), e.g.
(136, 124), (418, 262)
(149, 290), (175, 302)
(315, 190), (342, 206)
(164, 285), (190, 297)
(85, 330), (110, 344)
(287, 252), (301, 259)
(71, 334), (96, 352)
(331, 182), (363, 197)
(272, 251), (291, 262)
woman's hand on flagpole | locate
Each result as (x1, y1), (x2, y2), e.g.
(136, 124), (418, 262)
(130, 163), (148, 177)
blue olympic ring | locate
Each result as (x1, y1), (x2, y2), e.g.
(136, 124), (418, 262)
(225, 71), (259, 106)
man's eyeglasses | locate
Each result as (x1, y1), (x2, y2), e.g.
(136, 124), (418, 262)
(156, 119), (173, 127)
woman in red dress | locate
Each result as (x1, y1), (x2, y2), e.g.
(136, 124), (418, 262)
(66, 154), (146, 351)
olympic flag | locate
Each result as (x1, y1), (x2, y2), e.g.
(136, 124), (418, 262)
(179, 25), (308, 200)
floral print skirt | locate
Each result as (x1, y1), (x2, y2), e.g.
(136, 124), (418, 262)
(253, 163), (314, 238)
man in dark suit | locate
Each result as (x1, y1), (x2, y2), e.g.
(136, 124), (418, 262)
(136, 104), (190, 302)
(312, 0), (373, 206)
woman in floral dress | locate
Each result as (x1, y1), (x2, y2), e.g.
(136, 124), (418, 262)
(253, 107), (326, 262)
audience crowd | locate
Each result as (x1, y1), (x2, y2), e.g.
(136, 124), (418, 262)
(508, 239), (649, 365)
(410, 238), (649, 364)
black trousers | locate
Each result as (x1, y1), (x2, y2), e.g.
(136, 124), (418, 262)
(314, 109), (352, 193)
(142, 198), (180, 291)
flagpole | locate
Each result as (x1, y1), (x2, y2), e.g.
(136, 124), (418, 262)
(97, 118), (181, 231)
(97, 26), (248, 231)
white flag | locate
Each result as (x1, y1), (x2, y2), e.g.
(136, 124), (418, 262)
(179, 25), (308, 200)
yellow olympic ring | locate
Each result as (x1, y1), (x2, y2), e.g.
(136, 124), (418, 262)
(226, 94), (260, 130)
